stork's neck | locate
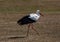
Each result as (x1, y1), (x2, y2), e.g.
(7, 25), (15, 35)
(36, 12), (40, 16)
(36, 11), (39, 14)
(36, 10), (40, 15)
(37, 13), (40, 16)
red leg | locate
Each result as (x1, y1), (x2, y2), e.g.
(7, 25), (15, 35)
(26, 24), (31, 36)
(31, 23), (40, 35)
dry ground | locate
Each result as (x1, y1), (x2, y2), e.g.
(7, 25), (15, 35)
(0, 12), (60, 42)
(0, 0), (60, 42)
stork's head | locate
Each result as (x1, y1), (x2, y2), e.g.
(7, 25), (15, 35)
(36, 10), (40, 14)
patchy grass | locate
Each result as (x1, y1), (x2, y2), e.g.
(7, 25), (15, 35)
(0, 0), (60, 14)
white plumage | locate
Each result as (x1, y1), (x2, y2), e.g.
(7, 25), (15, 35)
(29, 13), (40, 21)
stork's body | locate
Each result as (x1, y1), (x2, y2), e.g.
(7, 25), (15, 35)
(17, 10), (44, 36)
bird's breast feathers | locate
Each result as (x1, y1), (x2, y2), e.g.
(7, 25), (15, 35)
(28, 13), (40, 21)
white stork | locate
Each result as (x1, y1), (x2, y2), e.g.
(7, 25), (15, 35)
(17, 10), (44, 36)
